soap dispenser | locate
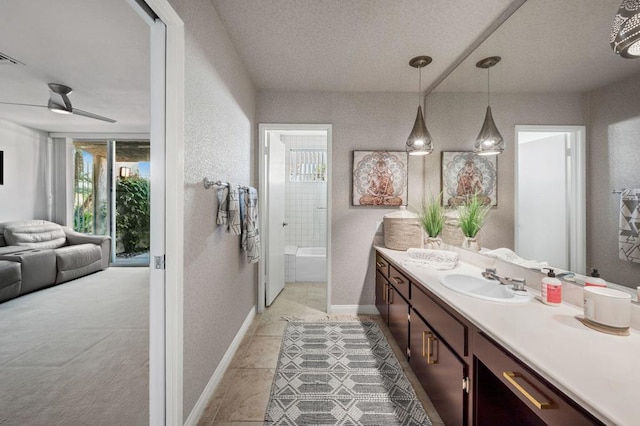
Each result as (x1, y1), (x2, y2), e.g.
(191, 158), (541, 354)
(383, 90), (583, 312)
(541, 268), (562, 306)
(584, 269), (607, 288)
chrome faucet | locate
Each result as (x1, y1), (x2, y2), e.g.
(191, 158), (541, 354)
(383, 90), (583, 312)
(482, 268), (527, 292)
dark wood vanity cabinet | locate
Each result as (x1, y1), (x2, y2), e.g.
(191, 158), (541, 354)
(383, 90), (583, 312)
(375, 254), (409, 356)
(387, 285), (409, 358)
(374, 251), (604, 426)
(375, 270), (389, 324)
(474, 332), (603, 426)
(375, 253), (391, 324)
(410, 309), (468, 426)
(411, 283), (471, 426)
(376, 252), (470, 424)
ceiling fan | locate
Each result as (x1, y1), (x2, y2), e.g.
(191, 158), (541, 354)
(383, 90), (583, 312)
(0, 83), (117, 123)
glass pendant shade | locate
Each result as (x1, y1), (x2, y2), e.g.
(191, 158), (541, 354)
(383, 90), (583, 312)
(611, 0), (640, 58)
(474, 56), (503, 156)
(407, 105), (433, 155)
(406, 55), (433, 156)
(474, 106), (504, 155)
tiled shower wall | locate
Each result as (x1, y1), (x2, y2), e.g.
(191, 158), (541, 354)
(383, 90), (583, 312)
(282, 134), (327, 248)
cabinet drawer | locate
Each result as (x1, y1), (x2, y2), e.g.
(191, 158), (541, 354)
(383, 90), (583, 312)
(375, 253), (389, 277)
(474, 332), (602, 426)
(388, 264), (410, 301)
(412, 285), (468, 357)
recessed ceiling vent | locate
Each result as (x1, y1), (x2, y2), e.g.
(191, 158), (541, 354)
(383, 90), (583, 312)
(0, 52), (24, 65)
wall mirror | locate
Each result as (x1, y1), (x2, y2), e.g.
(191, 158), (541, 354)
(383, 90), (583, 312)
(428, 0), (640, 293)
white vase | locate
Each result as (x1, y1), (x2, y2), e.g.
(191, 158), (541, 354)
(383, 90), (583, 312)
(425, 237), (442, 250)
(462, 236), (480, 251)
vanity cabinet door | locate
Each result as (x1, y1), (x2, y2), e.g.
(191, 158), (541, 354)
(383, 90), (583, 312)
(410, 309), (467, 426)
(375, 270), (389, 324)
(474, 332), (603, 426)
(388, 285), (409, 357)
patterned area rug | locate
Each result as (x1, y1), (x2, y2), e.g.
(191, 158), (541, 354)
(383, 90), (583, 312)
(265, 321), (432, 425)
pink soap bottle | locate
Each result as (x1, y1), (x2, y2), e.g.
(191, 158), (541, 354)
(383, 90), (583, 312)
(584, 269), (606, 288)
(541, 268), (562, 306)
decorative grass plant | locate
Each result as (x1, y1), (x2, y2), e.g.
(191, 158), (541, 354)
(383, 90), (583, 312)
(457, 193), (491, 238)
(419, 193), (446, 238)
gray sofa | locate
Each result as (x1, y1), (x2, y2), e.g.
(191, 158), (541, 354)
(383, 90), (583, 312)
(0, 220), (111, 302)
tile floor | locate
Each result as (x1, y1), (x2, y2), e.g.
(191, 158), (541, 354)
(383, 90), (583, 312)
(197, 282), (444, 426)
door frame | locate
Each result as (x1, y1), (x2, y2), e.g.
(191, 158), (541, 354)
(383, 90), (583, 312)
(258, 123), (332, 314)
(132, 0), (185, 424)
(514, 125), (586, 273)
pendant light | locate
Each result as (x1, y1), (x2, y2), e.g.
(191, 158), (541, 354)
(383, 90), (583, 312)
(474, 56), (504, 156)
(611, 0), (640, 58)
(406, 56), (433, 156)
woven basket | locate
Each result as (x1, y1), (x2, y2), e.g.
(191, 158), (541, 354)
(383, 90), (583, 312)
(383, 217), (423, 251)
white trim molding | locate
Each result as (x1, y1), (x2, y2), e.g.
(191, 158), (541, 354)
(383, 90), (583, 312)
(183, 307), (257, 426)
(329, 305), (379, 315)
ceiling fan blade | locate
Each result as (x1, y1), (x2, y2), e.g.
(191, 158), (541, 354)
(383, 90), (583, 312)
(0, 101), (48, 108)
(72, 108), (117, 123)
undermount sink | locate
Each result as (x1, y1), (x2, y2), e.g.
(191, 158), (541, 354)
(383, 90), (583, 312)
(439, 274), (532, 304)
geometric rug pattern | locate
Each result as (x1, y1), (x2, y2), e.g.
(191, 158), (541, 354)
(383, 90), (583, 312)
(619, 189), (640, 263)
(265, 321), (432, 425)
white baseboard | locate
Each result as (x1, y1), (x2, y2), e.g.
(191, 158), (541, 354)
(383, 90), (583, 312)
(329, 304), (379, 315)
(184, 306), (256, 426)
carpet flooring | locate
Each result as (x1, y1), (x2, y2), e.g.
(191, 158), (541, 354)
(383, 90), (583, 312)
(0, 267), (149, 426)
(265, 321), (432, 425)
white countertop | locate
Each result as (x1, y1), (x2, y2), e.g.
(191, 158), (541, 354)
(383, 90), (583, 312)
(376, 246), (640, 426)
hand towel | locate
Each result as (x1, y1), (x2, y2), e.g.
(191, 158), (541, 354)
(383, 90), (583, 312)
(619, 189), (640, 263)
(227, 183), (242, 235)
(216, 183), (241, 235)
(216, 185), (230, 227)
(484, 247), (549, 270)
(241, 187), (261, 263)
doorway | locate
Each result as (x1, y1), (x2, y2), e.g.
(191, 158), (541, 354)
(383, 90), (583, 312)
(258, 124), (332, 314)
(514, 125), (585, 273)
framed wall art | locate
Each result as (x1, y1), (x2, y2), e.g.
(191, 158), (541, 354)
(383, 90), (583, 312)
(352, 151), (408, 206)
(441, 151), (497, 207)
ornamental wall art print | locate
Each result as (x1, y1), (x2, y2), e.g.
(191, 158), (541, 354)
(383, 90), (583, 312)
(352, 151), (408, 206)
(441, 151), (497, 207)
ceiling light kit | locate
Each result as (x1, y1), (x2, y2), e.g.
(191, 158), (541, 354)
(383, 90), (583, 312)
(474, 56), (504, 156)
(0, 83), (117, 123)
(406, 55), (434, 156)
(611, 0), (640, 58)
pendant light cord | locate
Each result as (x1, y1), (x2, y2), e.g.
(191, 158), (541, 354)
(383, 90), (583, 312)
(487, 67), (491, 106)
(418, 66), (422, 107)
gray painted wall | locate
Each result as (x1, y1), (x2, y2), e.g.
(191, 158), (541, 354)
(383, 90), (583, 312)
(587, 73), (640, 288)
(166, 0), (257, 419)
(0, 118), (49, 222)
(257, 91), (587, 307)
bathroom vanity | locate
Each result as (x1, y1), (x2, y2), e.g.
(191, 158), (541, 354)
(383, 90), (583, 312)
(374, 247), (640, 425)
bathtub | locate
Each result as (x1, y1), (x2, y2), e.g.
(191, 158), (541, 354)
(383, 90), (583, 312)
(295, 247), (327, 282)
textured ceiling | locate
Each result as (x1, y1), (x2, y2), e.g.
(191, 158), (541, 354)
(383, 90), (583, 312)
(1, 0), (632, 134)
(0, 0), (149, 133)
(211, 0), (519, 92)
(434, 0), (640, 93)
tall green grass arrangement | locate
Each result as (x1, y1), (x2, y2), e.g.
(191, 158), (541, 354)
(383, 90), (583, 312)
(419, 193), (446, 238)
(457, 193), (491, 238)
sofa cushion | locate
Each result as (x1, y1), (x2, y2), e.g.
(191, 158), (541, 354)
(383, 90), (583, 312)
(3, 220), (66, 249)
(0, 260), (21, 302)
(55, 244), (102, 284)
